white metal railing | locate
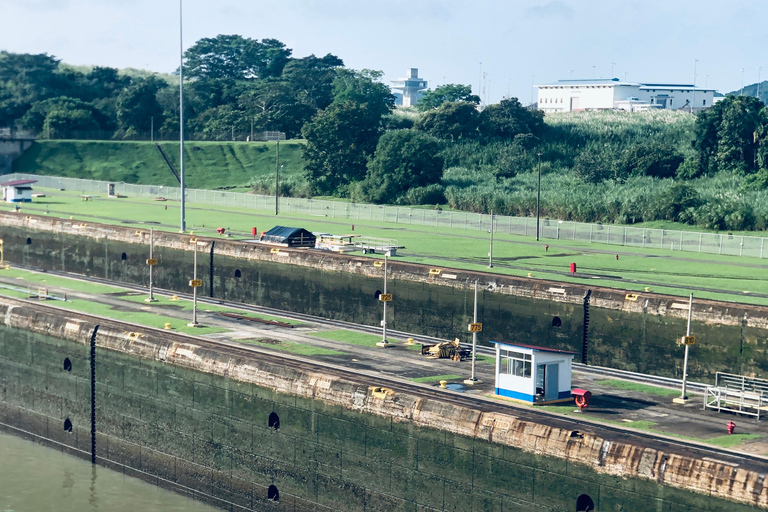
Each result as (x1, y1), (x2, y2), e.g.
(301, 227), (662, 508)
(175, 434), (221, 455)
(5, 172), (768, 259)
(704, 387), (767, 419)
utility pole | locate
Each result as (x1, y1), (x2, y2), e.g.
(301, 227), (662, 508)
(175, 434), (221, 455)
(464, 280), (481, 385)
(674, 293), (694, 404)
(488, 212), (494, 268)
(275, 140), (280, 215)
(188, 241), (201, 327)
(691, 59), (698, 114)
(536, 152), (542, 241)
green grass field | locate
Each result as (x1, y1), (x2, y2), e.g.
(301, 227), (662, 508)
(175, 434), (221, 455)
(11, 187), (768, 306)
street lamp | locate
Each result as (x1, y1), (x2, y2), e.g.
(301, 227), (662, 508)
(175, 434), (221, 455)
(536, 152), (542, 241)
(673, 293), (694, 404)
(376, 255), (391, 347)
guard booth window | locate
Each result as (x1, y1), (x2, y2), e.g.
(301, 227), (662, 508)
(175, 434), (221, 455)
(500, 350), (531, 378)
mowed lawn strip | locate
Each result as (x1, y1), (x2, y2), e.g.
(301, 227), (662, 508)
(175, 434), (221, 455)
(410, 374), (464, 383)
(311, 329), (387, 347)
(13, 188), (768, 306)
(237, 338), (343, 356)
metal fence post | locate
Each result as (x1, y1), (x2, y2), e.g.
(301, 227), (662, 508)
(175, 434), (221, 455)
(699, 233), (702, 253)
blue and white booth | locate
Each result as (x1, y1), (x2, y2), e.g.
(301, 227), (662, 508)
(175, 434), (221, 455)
(1, 179), (36, 203)
(491, 341), (576, 403)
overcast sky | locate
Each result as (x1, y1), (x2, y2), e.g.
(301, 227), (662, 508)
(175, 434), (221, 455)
(2, 0), (767, 103)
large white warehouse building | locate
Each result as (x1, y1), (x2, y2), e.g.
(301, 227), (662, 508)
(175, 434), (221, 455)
(537, 78), (717, 113)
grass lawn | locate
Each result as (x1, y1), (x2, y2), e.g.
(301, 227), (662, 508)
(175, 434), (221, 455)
(237, 338), (343, 356)
(595, 379), (682, 398)
(11, 187), (768, 306)
(410, 374), (464, 383)
(310, 329), (387, 347)
(0, 267), (128, 294)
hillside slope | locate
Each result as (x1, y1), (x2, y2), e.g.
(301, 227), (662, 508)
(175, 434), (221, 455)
(11, 140), (306, 190)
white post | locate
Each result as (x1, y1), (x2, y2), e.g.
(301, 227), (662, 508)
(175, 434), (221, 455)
(376, 255), (390, 347)
(179, 0), (186, 233)
(465, 280), (480, 385)
(488, 212), (494, 268)
(675, 293), (694, 403)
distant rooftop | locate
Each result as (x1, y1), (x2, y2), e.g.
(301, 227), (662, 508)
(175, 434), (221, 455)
(538, 78), (715, 91)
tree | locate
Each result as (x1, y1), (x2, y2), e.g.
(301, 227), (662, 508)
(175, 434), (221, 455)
(183, 35), (292, 81)
(572, 149), (614, 183)
(281, 53), (344, 111)
(332, 69), (394, 119)
(694, 95), (766, 174)
(360, 130), (443, 203)
(616, 143), (684, 179)
(0, 52), (65, 125)
(478, 97), (544, 139)
(416, 84), (479, 112)
(302, 101), (384, 195)
(115, 77), (165, 134)
(19, 97), (108, 133)
(415, 101), (479, 141)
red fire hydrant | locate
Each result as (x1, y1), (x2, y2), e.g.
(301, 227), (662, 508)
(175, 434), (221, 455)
(545, 244), (549, 252)
(727, 421), (736, 434)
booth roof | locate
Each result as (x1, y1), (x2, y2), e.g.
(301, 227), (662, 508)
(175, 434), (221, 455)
(0, 179), (37, 187)
(490, 340), (577, 355)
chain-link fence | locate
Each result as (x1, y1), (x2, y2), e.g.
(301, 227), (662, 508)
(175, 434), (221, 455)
(5, 172), (768, 259)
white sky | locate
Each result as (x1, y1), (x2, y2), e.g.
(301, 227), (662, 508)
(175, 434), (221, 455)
(2, 0), (767, 103)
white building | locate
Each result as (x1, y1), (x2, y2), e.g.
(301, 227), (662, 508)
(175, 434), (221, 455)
(1, 179), (36, 203)
(536, 79), (716, 113)
(491, 341), (576, 403)
(391, 68), (428, 108)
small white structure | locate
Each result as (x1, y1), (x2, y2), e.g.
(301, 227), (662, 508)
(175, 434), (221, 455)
(536, 79), (717, 113)
(1, 179), (36, 203)
(391, 68), (428, 107)
(491, 341), (576, 403)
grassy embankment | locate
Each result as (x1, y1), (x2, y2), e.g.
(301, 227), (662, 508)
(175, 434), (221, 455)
(12, 139), (306, 193)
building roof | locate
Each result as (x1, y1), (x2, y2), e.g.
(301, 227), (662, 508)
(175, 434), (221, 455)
(261, 226), (316, 247)
(0, 179), (37, 187)
(537, 79), (716, 92)
(490, 340), (578, 355)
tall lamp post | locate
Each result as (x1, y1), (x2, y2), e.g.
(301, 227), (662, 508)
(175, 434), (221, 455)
(536, 152), (542, 241)
(464, 280), (481, 385)
(376, 255), (391, 347)
(275, 140), (280, 215)
(179, 0), (186, 232)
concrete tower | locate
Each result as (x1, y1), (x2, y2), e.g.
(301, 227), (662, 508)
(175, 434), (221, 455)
(391, 68), (428, 107)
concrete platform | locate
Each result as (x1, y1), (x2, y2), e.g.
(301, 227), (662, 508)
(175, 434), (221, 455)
(1, 269), (766, 459)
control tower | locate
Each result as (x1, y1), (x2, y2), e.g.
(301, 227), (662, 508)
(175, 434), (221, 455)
(391, 68), (428, 107)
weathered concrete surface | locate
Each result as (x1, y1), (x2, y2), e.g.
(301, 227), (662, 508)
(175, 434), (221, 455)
(1, 210), (766, 329)
(0, 295), (766, 511)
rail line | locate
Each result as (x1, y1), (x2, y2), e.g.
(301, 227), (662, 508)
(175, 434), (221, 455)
(5, 287), (767, 474)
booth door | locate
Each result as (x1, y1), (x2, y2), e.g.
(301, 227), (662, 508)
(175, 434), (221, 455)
(545, 363), (559, 401)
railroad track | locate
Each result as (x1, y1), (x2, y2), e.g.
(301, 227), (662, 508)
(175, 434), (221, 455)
(5, 285), (767, 473)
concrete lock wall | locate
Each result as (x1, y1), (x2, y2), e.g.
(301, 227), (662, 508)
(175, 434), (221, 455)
(0, 297), (766, 511)
(0, 212), (767, 380)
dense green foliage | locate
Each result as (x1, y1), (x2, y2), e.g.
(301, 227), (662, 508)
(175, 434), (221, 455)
(5, 42), (768, 231)
(357, 130), (443, 203)
(416, 84), (480, 111)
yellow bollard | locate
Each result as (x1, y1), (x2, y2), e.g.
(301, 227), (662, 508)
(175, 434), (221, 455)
(164, 323), (172, 330)
(644, 287), (650, 292)
(406, 337), (414, 345)
(170, 295), (178, 301)
(439, 380), (448, 388)
(527, 273), (532, 277)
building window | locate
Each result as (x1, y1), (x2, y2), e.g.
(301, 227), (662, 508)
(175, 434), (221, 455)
(500, 350), (532, 378)
(703, 99), (706, 106)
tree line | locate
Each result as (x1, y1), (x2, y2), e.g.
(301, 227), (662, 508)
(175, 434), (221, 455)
(3, 36), (768, 230)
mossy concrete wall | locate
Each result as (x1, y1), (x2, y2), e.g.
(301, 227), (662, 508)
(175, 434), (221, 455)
(1, 211), (767, 380)
(0, 297), (766, 511)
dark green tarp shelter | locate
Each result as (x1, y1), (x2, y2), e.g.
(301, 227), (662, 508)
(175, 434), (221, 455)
(261, 226), (316, 247)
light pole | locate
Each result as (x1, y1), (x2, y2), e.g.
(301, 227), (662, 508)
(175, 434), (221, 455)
(610, 62), (616, 78)
(691, 59), (698, 114)
(179, 0), (186, 233)
(536, 152), (542, 241)
(464, 280), (481, 385)
(673, 293), (694, 403)
(624, 72), (629, 82)
(478, 62), (482, 107)
(704, 74), (709, 88)
(376, 255), (391, 347)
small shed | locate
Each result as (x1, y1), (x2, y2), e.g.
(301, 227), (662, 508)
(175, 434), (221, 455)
(1, 179), (37, 203)
(260, 226), (316, 247)
(490, 341), (576, 404)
